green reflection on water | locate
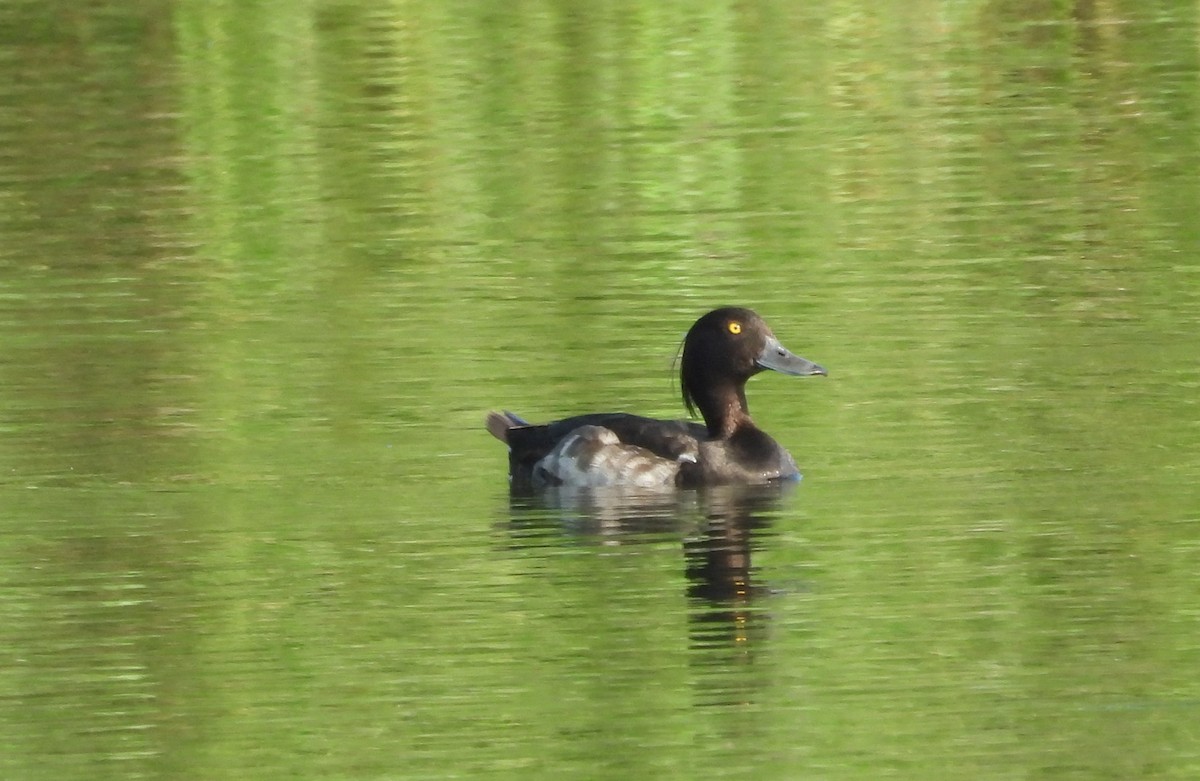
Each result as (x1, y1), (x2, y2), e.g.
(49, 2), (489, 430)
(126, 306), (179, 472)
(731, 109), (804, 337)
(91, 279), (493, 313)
(0, 1), (1198, 780)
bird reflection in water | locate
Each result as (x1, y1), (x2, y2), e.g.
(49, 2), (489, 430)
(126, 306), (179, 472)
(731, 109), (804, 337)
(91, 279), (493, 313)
(683, 484), (787, 658)
(501, 481), (796, 655)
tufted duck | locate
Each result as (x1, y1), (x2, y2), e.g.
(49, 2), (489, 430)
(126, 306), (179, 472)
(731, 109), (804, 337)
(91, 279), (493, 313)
(486, 307), (826, 490)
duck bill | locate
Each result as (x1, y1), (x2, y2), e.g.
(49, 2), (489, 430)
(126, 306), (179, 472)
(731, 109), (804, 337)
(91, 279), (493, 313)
(756, 336), (827, 376)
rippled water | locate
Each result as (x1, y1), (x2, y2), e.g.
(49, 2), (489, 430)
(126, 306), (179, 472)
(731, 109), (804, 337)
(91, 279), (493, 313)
(2, 2), (1198, 780)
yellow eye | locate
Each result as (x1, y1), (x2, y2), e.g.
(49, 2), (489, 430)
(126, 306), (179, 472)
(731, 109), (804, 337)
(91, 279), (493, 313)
(728, 321), (742, 335)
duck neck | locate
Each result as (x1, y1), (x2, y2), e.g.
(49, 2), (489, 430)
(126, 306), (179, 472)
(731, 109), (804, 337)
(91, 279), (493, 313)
(695, 378), (753, 439)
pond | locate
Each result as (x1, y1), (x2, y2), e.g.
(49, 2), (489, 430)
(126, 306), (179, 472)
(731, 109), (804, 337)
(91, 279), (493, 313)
(1, 2), (1198, 780)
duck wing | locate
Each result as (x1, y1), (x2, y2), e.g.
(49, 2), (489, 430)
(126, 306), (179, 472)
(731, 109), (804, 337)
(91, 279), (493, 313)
(496, 413), (706, 490)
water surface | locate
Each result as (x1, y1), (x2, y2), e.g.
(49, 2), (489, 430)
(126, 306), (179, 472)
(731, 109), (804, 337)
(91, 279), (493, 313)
(1, 2), (1198, 780)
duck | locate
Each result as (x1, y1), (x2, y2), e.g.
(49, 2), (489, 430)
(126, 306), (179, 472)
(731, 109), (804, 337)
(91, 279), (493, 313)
(486, 307), (826, 490)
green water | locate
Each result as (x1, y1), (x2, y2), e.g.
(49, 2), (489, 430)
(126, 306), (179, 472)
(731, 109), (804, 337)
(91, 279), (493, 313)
(1, 2), (1198, 779)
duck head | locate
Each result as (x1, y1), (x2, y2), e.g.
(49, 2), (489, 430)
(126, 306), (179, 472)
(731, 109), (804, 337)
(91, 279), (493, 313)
(680, 307), (825, 437)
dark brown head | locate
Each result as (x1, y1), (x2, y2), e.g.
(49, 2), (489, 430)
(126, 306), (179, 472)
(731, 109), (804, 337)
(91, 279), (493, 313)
(680, 307), (825, 435)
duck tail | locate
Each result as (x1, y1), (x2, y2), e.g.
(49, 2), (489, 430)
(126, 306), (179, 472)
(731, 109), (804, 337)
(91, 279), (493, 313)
(485, 410), (529, 442)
